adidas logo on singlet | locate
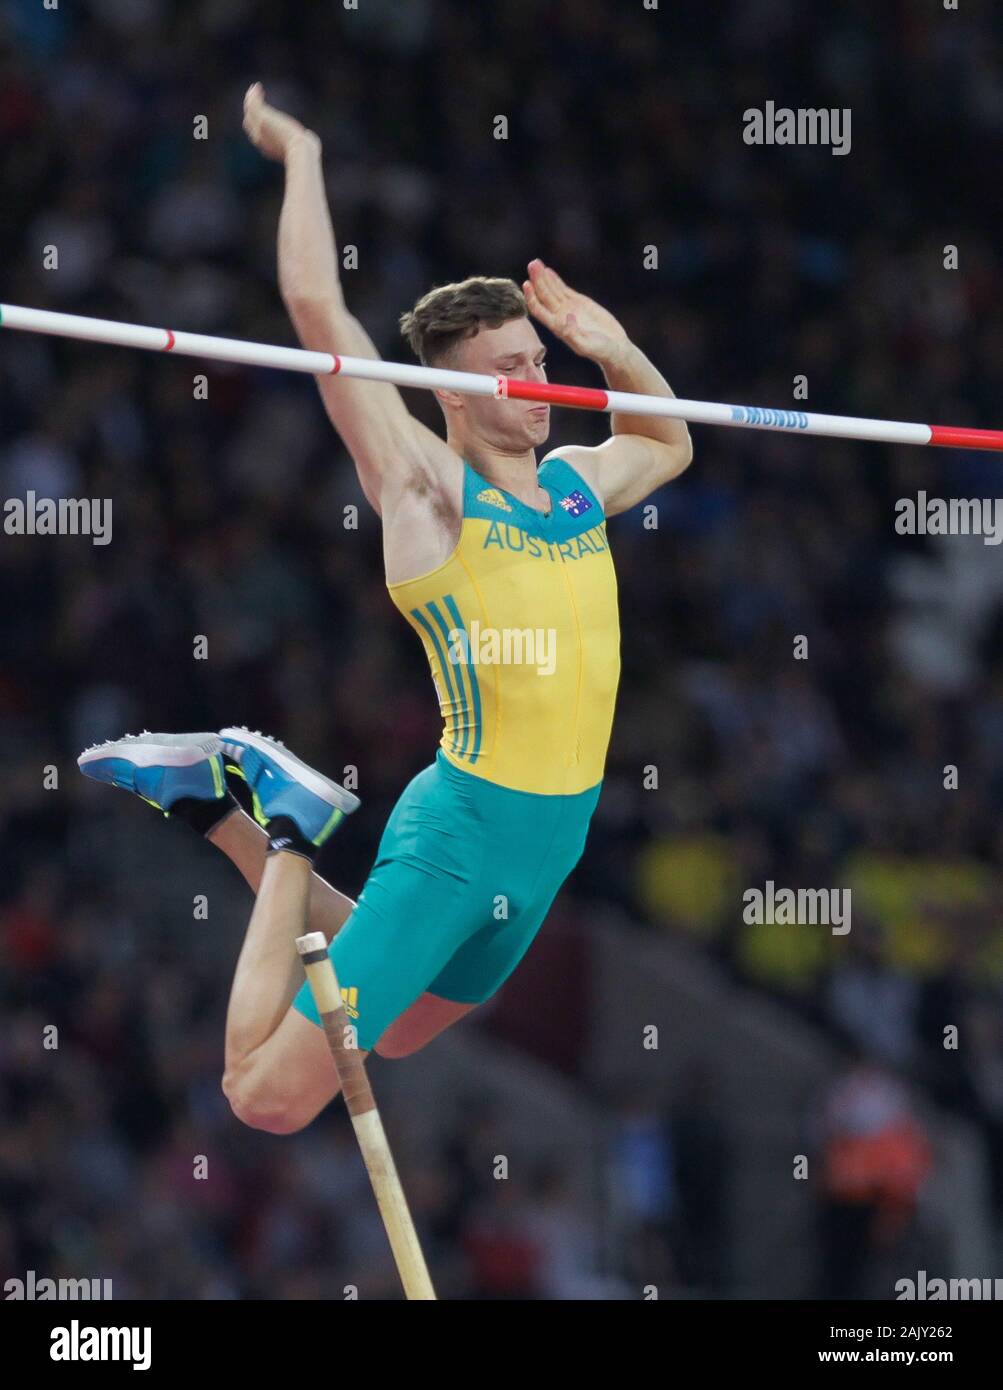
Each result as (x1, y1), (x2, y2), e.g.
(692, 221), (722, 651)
(476, 487), (512, 512)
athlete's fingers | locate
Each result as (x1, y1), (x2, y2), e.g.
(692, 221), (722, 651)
(243, 82), (263, 124)
(527, 258), (562, 312)
(543, 263), (570, 297)
(243, 87), (261, 140)
(244, 83), (276, 149)
(523, 279), (557, 329)
(534, 274), (562, 312)
(532, 259), (571, 312)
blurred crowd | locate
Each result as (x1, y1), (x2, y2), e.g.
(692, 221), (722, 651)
(3, 0), (1003, 1295)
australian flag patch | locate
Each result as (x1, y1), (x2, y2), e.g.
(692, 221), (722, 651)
(558, 489), (593, 517)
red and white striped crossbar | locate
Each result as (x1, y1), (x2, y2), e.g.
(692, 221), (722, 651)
(2, 303), (1002, 452)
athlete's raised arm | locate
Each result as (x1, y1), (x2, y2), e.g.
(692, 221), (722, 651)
(525, 260), (694, 516)
(242, 83), (451, 515)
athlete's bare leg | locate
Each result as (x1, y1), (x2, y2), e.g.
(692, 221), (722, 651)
(209, 806), (356, 937)
(213, 807), (476, 1132)
(220, 847), (346, 1133)
(77, 734), (475, 1133)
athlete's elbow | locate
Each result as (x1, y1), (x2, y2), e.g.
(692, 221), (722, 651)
(222, 1064), (311, 1135)
(282, 291), (345, 347)
(656, 436), (693, 486)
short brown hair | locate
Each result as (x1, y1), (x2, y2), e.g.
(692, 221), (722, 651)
(399, 276), (526, 366)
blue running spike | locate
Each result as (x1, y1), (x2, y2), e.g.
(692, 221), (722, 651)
(77, 732), (226, 812)
(219, 727), (359, 846)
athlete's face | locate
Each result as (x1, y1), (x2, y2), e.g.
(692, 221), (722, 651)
(448, 318), (550, 451)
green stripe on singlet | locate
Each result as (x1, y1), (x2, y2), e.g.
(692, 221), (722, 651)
(442, 593), (482, 764)
(410, 604), (464, 756)
(427, 598), (471, 760)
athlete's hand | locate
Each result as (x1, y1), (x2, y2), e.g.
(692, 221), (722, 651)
(243, 82), (318, 162)
(523, 259), (630, 367)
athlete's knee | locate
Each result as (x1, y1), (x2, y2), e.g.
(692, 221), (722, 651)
(221, 1059), (311, 1135)
(372, 1032), (426, 1060)
(373, 998), (476, 1058)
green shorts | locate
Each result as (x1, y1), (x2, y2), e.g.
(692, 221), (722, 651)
(292, 750), (600, 1051)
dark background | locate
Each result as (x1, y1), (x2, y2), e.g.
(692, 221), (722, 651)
(2, 0), (1003, 1299)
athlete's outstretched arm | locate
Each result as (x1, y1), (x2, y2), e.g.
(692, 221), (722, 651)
(242, 84), (443, 514)
(525, 259), (693, 516)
